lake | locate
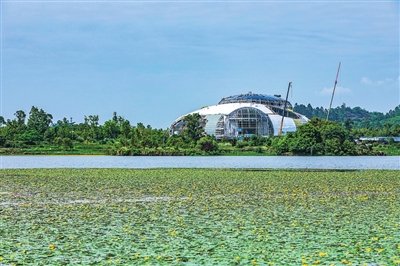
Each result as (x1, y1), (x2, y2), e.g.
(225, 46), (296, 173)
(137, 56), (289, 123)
(1, 155), (399, 170)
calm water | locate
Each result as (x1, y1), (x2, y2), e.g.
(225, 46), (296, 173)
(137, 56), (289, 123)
(0, 155), (399, 169)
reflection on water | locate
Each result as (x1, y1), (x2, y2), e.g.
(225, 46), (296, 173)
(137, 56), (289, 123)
(1, 155), (399, 169)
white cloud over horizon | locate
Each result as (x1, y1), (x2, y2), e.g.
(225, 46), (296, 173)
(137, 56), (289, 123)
(361, 77), (397, 86)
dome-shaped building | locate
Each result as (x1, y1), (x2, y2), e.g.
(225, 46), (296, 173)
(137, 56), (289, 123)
(170, 92), (308, 139)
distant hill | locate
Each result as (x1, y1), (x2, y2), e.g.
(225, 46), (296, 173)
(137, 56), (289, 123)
(293, 103), (400, 129)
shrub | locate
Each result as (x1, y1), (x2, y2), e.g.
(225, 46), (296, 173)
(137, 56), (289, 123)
(197, 136), (219, 152)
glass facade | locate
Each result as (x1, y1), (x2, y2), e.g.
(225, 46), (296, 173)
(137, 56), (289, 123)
(170, 92), (308, 138)
(224, 107), (273, 137)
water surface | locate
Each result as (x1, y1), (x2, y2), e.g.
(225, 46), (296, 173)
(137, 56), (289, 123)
(1, 155), (399, 169)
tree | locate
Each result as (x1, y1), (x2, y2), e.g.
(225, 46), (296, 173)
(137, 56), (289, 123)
(120, 120), (131, 139)
(0, 135), (6, 147)
(88, 115), (101, 140)
(52, 118), (74, 139)
(19, 130), (43, 144)
(167, 135), (187, 149)
(197, 135), (219, 152)
(15, 110), (27, 125)
(182, 113), (205, 144)
(271, 118), (355, 155)
(4, 111), (27, 140)
(27, 106), (53, 135)
(343, 119), (354, 131)
(103, 120), (119, 139)
(53, 137), (73, 150)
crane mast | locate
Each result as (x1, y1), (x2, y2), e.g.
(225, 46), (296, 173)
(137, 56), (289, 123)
(326, 62), (341, 121)
(278, 82), (292, 136)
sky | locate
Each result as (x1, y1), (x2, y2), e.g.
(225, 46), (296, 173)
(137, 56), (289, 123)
(1, 0), (399, 129)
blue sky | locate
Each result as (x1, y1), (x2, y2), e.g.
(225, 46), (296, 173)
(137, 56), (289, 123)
(1, 0), (399, 129)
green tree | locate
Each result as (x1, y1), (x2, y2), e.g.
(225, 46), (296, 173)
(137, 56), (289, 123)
(197, 135), (219, 152)
(0, 135), (6, 147)
(19, 130), (43, 144)
(120, 120), (131, 139)
(167, 134), (187, 149)
(88, 115), (101, 140)
(182, 113), (205, 144)
(53, 137), (73, 150)
(51, 118), (74, 139)
(27, 106), (53, 135)
(4, 111), (27, 140)
(272, 118), (355, 155)
(103, 120), (119, 139)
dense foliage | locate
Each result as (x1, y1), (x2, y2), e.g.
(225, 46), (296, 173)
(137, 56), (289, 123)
(271, 118), (356, 156)
(0, 104), (399, 155)
(0, 169), (399, 265)
(293, 103), (400, 136)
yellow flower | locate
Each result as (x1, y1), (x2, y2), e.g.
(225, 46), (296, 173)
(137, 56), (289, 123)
(318, 252), (327, 257)
(0, 257), (3, 261)
(366, 248), (371, 252)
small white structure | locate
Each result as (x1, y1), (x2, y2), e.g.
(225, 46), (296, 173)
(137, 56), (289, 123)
(170, 92), (309, 139)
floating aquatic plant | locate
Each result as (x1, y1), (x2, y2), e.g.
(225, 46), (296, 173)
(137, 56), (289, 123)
(0, 169), (399, 265)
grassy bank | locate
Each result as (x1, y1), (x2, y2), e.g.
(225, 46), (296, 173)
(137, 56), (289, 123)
(0, 169), (399, 265)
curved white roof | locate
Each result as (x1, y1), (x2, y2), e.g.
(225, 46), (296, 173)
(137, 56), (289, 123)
(172, 102), (276, 124)
(171, 102), (307, 136)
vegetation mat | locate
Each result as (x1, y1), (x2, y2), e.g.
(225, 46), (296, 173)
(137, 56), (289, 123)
(0, 169), (399, 265)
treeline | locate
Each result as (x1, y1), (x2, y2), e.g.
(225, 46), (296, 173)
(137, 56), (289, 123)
(270, 118), (370, 156)
(0, 105), (399, 156)
(0, 107), (170, 155)
(294, 103), (400, 135)
(0, 108), (216, 155)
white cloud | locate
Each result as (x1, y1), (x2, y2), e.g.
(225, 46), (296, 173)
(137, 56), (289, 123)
(319, 86), (352, 96)
(361, 77), (395, 86)
(361, 77), (372, 85)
